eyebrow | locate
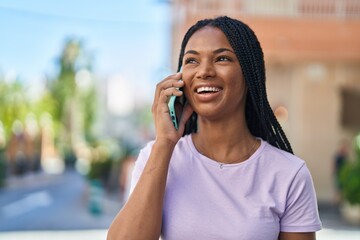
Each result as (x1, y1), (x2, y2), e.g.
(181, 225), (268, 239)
(184, 48), (235, 56)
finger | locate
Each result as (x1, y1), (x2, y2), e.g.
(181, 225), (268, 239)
(158, 88), (183, 107)
(154, 79), (183, 103)
(153, 87), (183, 116)
(155, 85), (184, 114)
(152, 72), (183, 118)
(154, 90), (184, 129)
(154, 73), (182, 102)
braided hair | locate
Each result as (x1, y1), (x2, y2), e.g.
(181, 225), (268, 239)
(177, 16), (293, 154)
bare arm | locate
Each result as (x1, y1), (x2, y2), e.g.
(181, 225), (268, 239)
(107, 73), (193, 240)
(107, 140), (175, 240)
(278, 232), (316, 240)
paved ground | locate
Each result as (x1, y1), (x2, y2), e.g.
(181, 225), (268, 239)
(316, 203), (360, 239)
(0, 170), (122, 232)
(1, 228), (360, 240)
(0, 171), (359, 239)
(0, 230), (108, 240)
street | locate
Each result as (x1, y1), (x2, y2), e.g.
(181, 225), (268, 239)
(0, 170), (122, 232)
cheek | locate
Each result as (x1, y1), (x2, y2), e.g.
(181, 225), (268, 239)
(229, 77), (247, 103)
(182, 78), (192, 97)
(233, 74), (246, 91)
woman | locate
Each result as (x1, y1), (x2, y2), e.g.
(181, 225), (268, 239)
(108, 16), (322, 240)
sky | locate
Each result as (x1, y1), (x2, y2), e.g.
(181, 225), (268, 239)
(0, 0), (171, 102)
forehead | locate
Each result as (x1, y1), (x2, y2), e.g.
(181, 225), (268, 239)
(185, 26), (233, 51)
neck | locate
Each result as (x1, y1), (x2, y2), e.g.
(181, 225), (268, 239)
(192, 115), (257, 164)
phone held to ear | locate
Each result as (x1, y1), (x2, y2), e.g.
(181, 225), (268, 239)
(168, 94), (178, 129)
(168, 67), (183, 130)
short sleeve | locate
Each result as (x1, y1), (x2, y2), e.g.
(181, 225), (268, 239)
(280, 164), (322, 232)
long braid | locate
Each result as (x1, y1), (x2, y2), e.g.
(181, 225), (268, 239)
(222, 18), (293, 153)
(177, 16), (293, 154)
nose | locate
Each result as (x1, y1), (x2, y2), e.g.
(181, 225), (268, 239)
(195, 62), (216, 80)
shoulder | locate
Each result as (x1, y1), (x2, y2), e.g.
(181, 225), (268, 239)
(254, 139), (312, 185)
(130, 136), (191, 190)
(259, 139), (305, 170)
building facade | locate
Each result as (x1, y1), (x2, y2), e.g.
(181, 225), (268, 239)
(171, 0), (360, 202)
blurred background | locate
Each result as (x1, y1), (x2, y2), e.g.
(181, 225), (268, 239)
(0, 0), (360, 239)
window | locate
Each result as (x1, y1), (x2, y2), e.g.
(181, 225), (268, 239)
(341, 88), (360, 129)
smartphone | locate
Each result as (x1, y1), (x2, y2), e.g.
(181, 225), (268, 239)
(168, 95), (179, 129)
(168, 68), (183, 130)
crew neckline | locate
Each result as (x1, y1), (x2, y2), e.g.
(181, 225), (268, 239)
(186, 134), (265, 168)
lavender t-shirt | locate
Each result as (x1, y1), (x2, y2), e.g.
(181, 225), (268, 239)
(130, 135), (322, 240)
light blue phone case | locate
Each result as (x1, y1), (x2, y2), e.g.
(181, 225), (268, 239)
(168, 67), (182, 130)
(168, 95), (178, 129)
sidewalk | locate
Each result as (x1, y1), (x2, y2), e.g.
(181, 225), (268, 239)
(0, 230), (108, 240)
(317, 202), (360, 239)
(0, 170), (115, 239)
(0, 170), (122, 231)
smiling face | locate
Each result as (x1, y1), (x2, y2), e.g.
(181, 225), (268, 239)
(182, 26), (247, 121)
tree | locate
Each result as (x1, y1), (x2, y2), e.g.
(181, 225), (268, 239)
(48, 38), (97, 158)
(0, 79), (30, 140)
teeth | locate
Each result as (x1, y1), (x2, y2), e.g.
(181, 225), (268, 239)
(196, 86), (221, 93)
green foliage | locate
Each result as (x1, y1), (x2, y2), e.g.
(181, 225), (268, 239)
(30, 90), (58, 118)
(81, 86), (97, 142)
(50, 38), (83, 123)
(86, 140), (121, 183)
(340, 134), (360, 205)
(0, 80), (31, 139)
(87, 158), (112, 181)
(48, 37), (98, 154)
(0, 36), (98, 182)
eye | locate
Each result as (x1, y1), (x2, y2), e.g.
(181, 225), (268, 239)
(184, 57), (198, 64)
(216, 56), (232, 62)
